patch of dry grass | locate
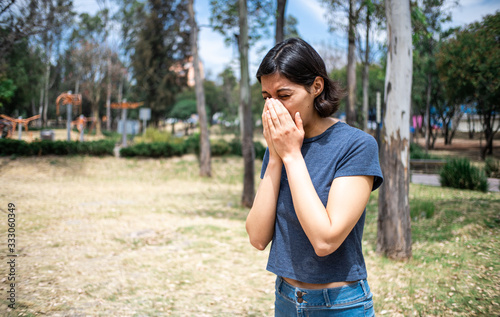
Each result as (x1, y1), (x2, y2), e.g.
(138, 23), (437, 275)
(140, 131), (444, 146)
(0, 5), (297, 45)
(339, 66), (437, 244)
(0, 155), (498, 316)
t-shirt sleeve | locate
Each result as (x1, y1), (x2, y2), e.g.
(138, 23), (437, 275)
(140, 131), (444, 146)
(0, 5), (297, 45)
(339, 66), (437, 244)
(334, 131), (383, 191)
(260, 147), (270, 179)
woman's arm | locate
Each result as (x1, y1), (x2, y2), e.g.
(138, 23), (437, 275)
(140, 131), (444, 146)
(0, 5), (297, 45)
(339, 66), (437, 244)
(245, 101), (282, 251)
(266, 99), (374, 257)
(284, 152), (373, 256)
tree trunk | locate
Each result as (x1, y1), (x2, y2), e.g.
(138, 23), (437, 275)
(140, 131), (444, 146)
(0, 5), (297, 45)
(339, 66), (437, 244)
(377, 0), (412, 260)
(424, 73), (431, 152)
(239, 0), (255, 208)
(362, 7), (370, 132)
(42, 55), (51, 127)
(346, 0), (357, 126)
(188, 0), (211, 177)
(275, 0), (287, 44)
(106, 55), (112, 131)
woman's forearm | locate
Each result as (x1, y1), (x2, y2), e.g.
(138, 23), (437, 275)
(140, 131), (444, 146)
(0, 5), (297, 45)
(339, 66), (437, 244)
(283, 153), (373, 257)
(282, 153), (336, 256)
(245, 158), (282, 250)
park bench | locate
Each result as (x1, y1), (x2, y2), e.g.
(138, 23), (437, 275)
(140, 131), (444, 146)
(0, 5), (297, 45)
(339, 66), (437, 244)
(410, 159), (447, 174)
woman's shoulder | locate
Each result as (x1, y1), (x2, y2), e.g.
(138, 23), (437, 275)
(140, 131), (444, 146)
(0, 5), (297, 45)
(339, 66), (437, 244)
(330, 121), (377, 144)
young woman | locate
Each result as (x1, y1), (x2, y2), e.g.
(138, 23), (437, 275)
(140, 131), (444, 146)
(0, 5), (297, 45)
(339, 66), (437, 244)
(246, 38), (383, 316)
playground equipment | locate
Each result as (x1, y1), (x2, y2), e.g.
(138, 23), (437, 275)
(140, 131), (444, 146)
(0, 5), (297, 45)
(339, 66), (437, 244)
(0, 114), (41, 140)
(111, 100), (143, 147)
(56, 91), (82, 141)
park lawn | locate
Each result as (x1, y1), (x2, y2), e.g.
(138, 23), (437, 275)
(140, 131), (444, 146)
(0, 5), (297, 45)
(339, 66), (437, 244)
(0, 155), (498, 316)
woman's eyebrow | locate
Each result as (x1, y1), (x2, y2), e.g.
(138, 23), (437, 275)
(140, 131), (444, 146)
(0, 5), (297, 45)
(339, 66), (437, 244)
(261, 88), (293, 94)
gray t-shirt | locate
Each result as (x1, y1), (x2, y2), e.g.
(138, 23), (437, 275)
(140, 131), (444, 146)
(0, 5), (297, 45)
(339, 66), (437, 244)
(260, 121), (383, 284)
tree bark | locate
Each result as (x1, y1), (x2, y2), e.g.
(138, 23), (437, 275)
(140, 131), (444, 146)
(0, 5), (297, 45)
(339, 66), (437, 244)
(275, 0), (287, 44)
(188, 0), (212, 177)
(362, 7), (370, 132)
(42, 49), (51, 127)
(377, 0), (413, 260)
(346, 0), (357, 126)
(106, 55), (112, 131)
(239, 0), (255, 208)
(424, 73), (431, 152)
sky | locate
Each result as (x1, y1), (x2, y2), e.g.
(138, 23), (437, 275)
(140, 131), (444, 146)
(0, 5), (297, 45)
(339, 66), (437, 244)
(73, 0), (500, 82)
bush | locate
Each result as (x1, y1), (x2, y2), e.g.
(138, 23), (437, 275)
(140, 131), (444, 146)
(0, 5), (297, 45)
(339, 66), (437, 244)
(439, 158), (488, 192)
(0, 139), (115, 156)
(410, 143), (437, 159)
(120, 142), (186, 158)
(484, 157), (500, 178)
(0, 138), (32, 156)
(211, 139), (232, 156)
(133, 128), (174, 143)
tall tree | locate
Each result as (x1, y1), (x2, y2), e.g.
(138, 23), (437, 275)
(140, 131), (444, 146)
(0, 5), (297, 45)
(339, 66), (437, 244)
(35, 0), (74, 126)
(436, 12), (500, 159)
(275, 0), (287, 43)
(238, 0), (254, 207)
(377, 0), (413, 260)
(188, 0), (211, 177)
(322, 0), (366, 127)
(210, 0), (272, 207)
(71, 10), (111, 135)
(410, 0), (455, 152)
(132, 0), (191, 125)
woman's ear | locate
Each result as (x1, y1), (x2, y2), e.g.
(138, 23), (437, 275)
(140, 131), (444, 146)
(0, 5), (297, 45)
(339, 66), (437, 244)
(313, 76), (324, 97)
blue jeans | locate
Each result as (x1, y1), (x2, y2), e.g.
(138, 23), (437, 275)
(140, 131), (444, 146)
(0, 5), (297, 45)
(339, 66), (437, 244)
(274, 276), (375, 316)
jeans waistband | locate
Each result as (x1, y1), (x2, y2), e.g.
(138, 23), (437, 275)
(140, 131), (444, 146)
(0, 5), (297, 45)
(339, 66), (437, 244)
(275, 276), (371, 307)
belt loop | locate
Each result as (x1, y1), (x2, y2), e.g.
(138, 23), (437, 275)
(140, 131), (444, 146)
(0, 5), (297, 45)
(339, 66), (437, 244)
(323, 289), (331, 307)
(276, 276), (284, 294)
(359, 279), (368, 296)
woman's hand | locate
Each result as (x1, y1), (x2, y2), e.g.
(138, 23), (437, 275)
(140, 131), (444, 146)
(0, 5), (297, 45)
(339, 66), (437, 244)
(265, 98), (305, 162)
(262, 99), (281, 162)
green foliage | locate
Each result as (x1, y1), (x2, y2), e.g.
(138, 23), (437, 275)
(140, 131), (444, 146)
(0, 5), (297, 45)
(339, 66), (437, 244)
(409, 143), (438, 159)
(436, 12), (500, 156)
(0, 78), (16, 107)
(134, 127), (174, 143)
(120, 141), (186, 158)
(209, 0), (273, 45)
(0, 139), (115, 156)
(439, 158), (488, 192)
(121, 132), (266, 159)
(484, 157), (500, 178)
(330, 63), (385, 119)
(131, 0), (191, 123)
(170, 99), (197, 120)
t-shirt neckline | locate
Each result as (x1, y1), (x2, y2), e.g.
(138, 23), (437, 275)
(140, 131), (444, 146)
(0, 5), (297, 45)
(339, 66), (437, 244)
(303, 121), (343, 144)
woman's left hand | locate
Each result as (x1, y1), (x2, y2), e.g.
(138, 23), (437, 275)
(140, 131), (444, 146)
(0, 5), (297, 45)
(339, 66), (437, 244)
(265, 98), (305, 161)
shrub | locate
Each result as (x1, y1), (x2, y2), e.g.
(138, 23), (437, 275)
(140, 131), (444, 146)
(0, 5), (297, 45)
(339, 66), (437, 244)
(133, 128), (173, 143)
(410, 143), (437, 159)
(484, 157), (500, 178)
(254, 141), (266, 160)
(0, 139), (115, 156)
(210, 139), (232, 156)
(0, 138), (32, 156)
(439, 158), (488, 192)
(119, 142), (186, 158)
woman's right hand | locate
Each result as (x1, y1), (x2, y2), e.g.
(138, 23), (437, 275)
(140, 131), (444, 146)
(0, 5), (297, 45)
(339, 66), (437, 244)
(262, 99), (282, 162)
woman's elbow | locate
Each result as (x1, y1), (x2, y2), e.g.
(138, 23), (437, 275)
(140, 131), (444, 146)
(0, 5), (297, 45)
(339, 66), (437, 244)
(249, 238), (269, 251)
(313, 241), (339, 257)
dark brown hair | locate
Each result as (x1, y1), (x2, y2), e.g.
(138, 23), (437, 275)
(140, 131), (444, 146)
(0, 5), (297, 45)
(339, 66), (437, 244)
(256, 38), (344, 117)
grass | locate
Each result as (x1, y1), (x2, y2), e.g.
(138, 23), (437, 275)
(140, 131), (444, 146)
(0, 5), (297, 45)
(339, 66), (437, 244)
(0, 155), (498, 316)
